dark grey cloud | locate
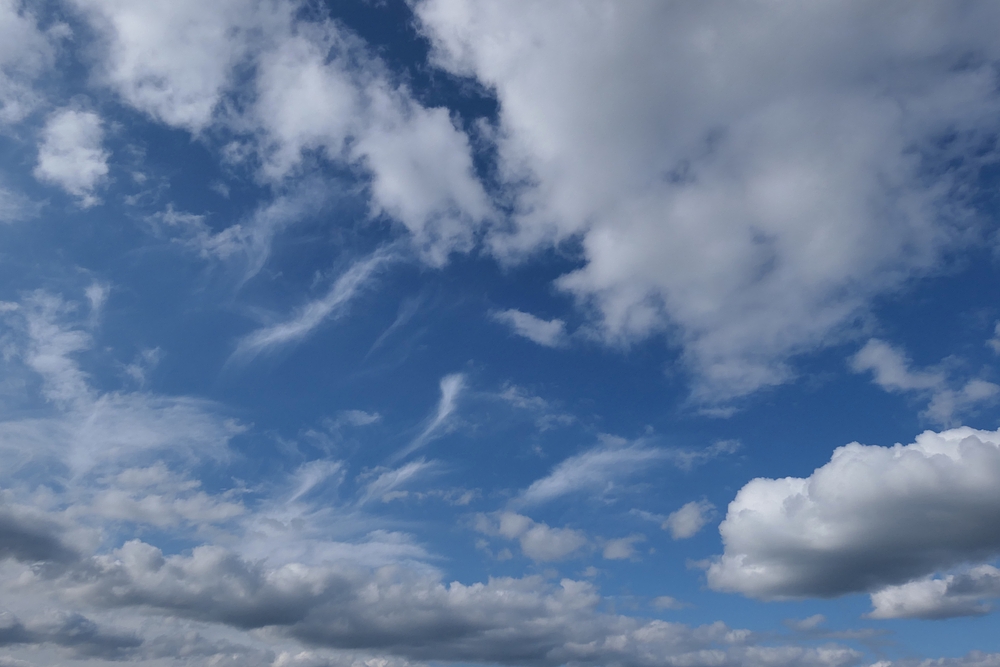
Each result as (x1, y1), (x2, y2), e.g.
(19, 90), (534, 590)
(0, 504), (78, 565)
(0, 611), (140, 660)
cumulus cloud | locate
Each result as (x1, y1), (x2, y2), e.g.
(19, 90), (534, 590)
(416, 0), (1000, 402)
(69, 0), (263, 131)
(868, 565), (1000, 620)
(74, 0), (491, 264)
(851, 339), (999, 425)
(478, 512), (588, 562)
(708, 427), (1000, 601)
(491, 309), (567, 347)
(0, 533), (859, 667)
(33, 109), (110, 207)
(663, 500), (715, 540)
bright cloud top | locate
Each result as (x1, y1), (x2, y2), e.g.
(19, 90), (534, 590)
(416, 0), (1000, 402)
(709, 427), (1000, 610)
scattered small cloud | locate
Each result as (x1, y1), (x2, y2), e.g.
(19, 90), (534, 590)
(491, 308), (567, 347)
(663, 500), (715, 539)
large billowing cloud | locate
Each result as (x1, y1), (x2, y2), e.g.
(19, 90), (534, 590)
(708, 427), (1000, 617)
(414, 0), (1000, 401)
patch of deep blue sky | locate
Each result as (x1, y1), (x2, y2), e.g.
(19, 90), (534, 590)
(3, 1), (1000, 662)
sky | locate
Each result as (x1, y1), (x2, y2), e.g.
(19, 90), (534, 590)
(2, 1), (1000, 666)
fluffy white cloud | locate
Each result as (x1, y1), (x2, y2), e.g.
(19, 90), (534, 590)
(415, 0), (1000, 402)
(69, 0), (265, 131)
(491, 309), (567, 347)
(479, 511), (588, 562)
(663, 500), (715, 540)
(708, 427), (1000, 601)
(33, 109), (110, 206)
(74, 0), (491, 264)
(851, 339), (999, 425)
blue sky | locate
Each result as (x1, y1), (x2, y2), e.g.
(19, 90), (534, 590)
(2, 1), (1000, 666)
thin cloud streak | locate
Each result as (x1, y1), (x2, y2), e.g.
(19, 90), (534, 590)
(393, 373), (465, 461)
(230, 249), (397, 364)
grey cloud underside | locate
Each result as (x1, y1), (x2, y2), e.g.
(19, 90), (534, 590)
(0, 537), (856, 667)
(709, 428), (1000, 606)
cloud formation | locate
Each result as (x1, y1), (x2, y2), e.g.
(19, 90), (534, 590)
(33, 109), (109, 207)
(708, 427), (1000, 603)
(416, 0), (1000, 402)
(491, 309), (567, 347)
(851, 339), (999, 425)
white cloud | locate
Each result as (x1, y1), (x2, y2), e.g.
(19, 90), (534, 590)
(491, 308), (567, 347)
(0, 291), (242, 478)
(516, 437), (669, 506)
(33, 109), (110, 207)
(868, 565), (1000, 620)
(74, 0), (492, 265)
(395, 373), (465, 459)
(480, 511), (588, 562)
(988, 323), (1000, 355)
(232, 249), (396, 363)
(708, 426), (1000, 601)
(851, 339), (999, 425)
(602, 534), (645, 560)
(0, 0), (63, 124)
(0, 185), (39, 223)
(663, 500), (715, 540)
(69, 0), (265, 131)
(357, 460), (437, 505)
(415, 0), (1000, 403)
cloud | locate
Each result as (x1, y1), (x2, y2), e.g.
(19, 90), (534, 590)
(395, 373), (465, 460)
(516, 437), (669, 506)
(69, 0), (264, 132)
(0, 0), (62, 124)
(358, 459), (438, 505)
(232, 249), (396, 362)
(491, 309), (567, 347)
(851, 339), (999, 425)
(74, 0), (492, 264)
(707, 426), (1000, 600)
(0, 185), (40, 223)
(4, 534), (857, 667)
(0, 291), (242, 478)
(663, 500), (715, 540)
(33, 109), (110, 207)
(602, 534), (645, 560)
(868, 565), (1000, 620)
(478, 512), (588, 562)
(415, 0), (1000, 402)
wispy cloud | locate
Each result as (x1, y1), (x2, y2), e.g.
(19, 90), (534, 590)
(515, 437), (669, 507)
(393, 373), (465, 461)
(851, 339), (999, 425)
(231, 249), (397, 364)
